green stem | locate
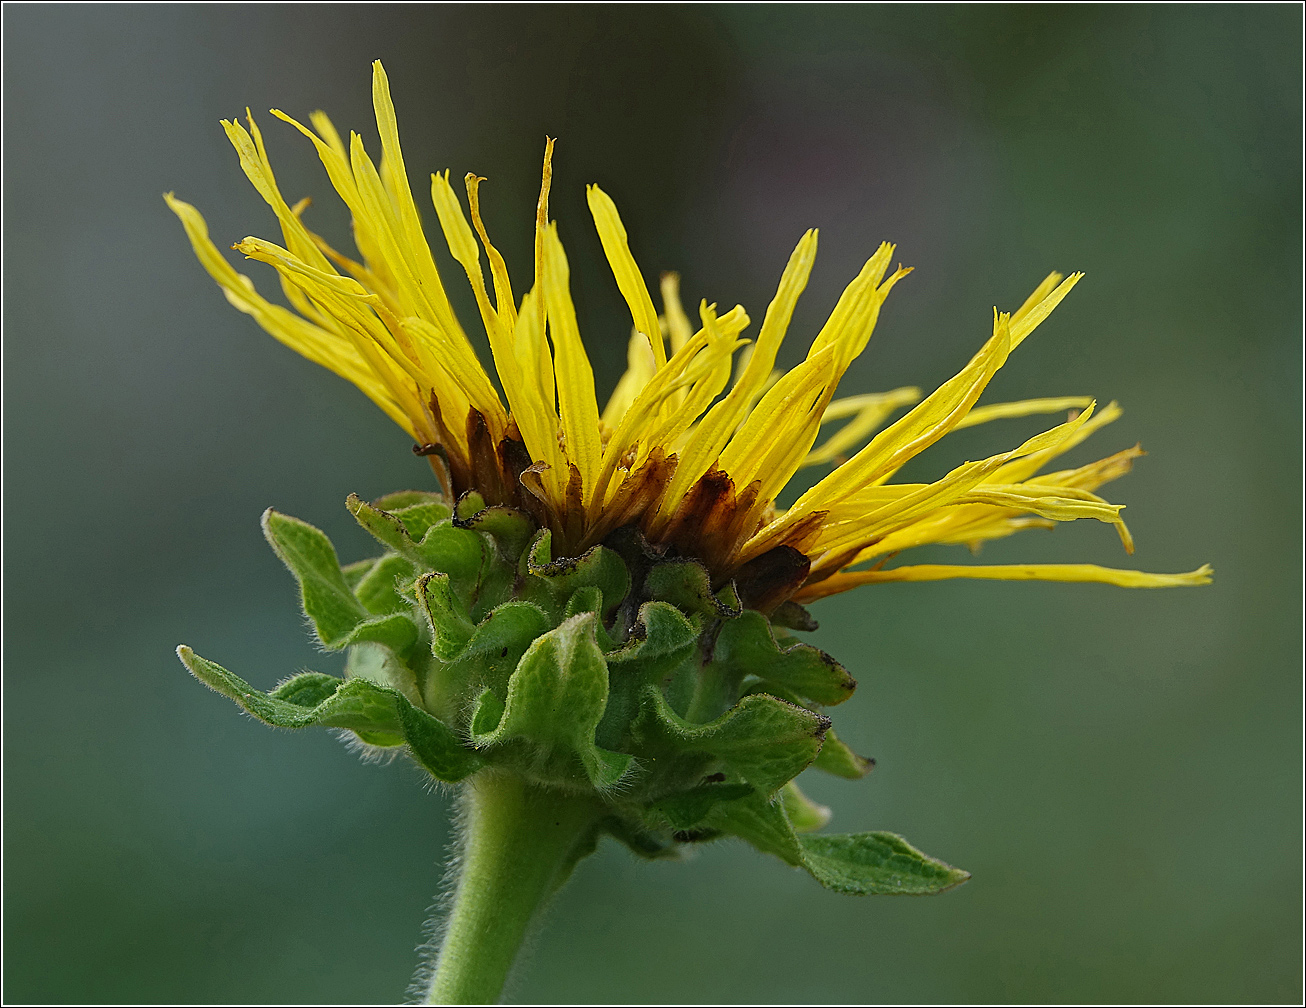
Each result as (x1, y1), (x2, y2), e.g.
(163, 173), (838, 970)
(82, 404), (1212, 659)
(426, 772), (601, 1005)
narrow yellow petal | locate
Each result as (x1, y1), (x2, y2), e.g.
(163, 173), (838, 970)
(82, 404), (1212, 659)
(662, 230), (818, 504)
(953, 396), (1095, 430)
(798, 562), (1213, 601)
(659, 273), (695, 355)
(465, 173), (517, 332)
(540, 224), (603, 495)
(165, 195), (414, 431)
(600, 330), (657, 428)
(1011, 271), (1063, 325)
(803, 386), (923, 467)
(587, 184), (666, 368)
(1009, 272), (1083, 348)
(806, 404), (1099, 559)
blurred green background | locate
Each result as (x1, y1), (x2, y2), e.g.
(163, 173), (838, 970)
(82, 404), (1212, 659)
(4, 4), (1300, 1004)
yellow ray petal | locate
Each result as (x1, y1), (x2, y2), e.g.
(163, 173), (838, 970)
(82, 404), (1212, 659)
(718, 240), (904, 492)
(465, 173), (517, 333)
(953, 396), (1095, 430)
(600, 329), (657, 429)
(659, 273), (695, 356)
(166, 194), (412, 431)
(797, 562), (1213, 601)
(370, 61), (466, 339)
(808, 403), (1099, 559)
(587, 184), (666, 368)
(803, 386), (923, 467)
(540, 224), (603, 495)
(662, 230), (818, 506)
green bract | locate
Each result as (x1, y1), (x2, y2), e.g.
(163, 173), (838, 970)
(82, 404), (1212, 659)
(178, 491), (968, 897)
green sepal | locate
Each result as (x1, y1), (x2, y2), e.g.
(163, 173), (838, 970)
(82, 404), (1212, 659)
(606, 601), (700, 680)
(371, 489), (450, 513)
(470, 612), (633, 790)
(454, 503), (537, 563)
(707, 790), (969, 894)
(379, 496), (453, 541)
(652, 782), (754, 830)
(175, 646), (481, 781)
(643, 560), (740, 621)
(261, 509), (368, 649)
(780, 780), (831, 832)
(741, 681), (874, 780)
(352, 554), (416, 615)
(525, 531), (631, 622)
(799, 833), (970, 895)
(338, 612), (420, 655)
(416, 573), (476, 660)
(413, 520), (489, 596)
(636, 688), (829, 795)
(347, 493), (417, 557)
(432, 601), (554, 710)
(712, 609), (856, 706)
(812, 726), (875, 779)
(597, 601), (698, 752)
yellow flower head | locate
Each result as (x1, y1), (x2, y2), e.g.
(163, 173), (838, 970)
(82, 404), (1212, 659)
(167, 61), (1209, 612)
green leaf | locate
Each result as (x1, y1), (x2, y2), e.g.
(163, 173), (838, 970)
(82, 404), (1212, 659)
(812, 726), (875, 779)
(798, 833), (970, 895)
(637, 689), (829, 795)
(270, 671), (342, 707)
(707, 790), (969, 895)
(712, 609), (856, 706)
(341, 558), (375, 591)
(352, 554), (416, 615)
(261, 509), (368, 649)
(176, 646), (481, 781)
(471, 612), (632, 790)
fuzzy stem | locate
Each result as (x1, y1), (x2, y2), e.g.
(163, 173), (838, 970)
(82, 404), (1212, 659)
(426, 772), (601, 1005)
